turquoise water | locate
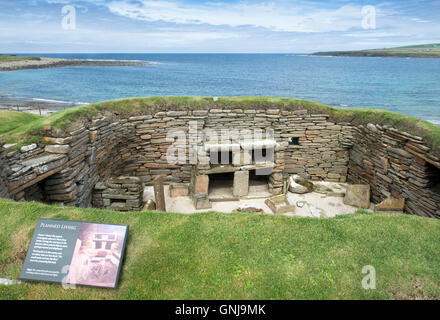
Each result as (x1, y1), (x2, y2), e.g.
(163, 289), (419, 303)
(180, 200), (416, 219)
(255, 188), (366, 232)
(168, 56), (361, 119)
(1, 53), (439, 124)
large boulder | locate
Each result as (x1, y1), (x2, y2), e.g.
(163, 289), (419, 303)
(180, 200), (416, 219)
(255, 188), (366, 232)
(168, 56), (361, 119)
(343, 184), (371, 209)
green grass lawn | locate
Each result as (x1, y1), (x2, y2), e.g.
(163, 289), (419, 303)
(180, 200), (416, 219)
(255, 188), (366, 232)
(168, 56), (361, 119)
(0, 199), (439, 300)
(0, 111), (42, 135)
(0, 55), (41, 63)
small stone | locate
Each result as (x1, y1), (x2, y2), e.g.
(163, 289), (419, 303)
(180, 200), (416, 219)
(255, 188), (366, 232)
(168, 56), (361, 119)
(296, 201), (306, 208)
(94, 182), (106, 190)
(367, 123), (378, 133)
(194, 197), (212, 209)
(20, 144), (37, 153)
(144, 199), (156, 210)
(45, 144), (71, 154)
(0, 278), (21, 285)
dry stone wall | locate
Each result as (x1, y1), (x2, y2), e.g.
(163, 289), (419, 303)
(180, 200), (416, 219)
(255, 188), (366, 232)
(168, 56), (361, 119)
(0, 106), (438, 218)
(93, 176), (144, 211)
(0, 143), (11, 199)
(349, 124), (440, 218)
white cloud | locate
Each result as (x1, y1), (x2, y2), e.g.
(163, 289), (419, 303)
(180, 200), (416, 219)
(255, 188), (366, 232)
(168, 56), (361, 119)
(106, 0), (371, 32)
(140, 31), (242, 43)
(344, 32), (399, 38)
(411, 17), (431, 23)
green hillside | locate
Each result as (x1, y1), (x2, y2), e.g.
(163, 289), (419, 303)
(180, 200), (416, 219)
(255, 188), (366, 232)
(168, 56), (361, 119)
(313, 43), (440, 58)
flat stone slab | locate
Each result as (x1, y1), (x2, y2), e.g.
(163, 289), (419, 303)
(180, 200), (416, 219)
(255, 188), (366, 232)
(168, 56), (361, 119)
(21, 153), (66, 168)
(20, 143), (37, 152)
(108, 176), (142, 184)
(45, 144), (71, 154)
(233, 171), (249, 197)
(265, 194), (295, 214)
(343, 184), (371, 209)
(375, 197), (405, 214)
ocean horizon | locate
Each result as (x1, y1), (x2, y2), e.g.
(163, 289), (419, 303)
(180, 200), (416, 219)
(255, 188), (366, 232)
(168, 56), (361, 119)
(1, 53), (439, 125)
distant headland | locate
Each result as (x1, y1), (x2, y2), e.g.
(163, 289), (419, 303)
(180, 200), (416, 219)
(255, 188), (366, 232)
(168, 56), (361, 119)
(0, 54), (154, 71)
(312, 43), (440, 58)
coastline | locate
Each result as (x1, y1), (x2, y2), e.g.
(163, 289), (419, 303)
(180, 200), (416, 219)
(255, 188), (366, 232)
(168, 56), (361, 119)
(0, 57), (154, 71)
(0, 96), (84, 116)
(312, 52), (440, 58)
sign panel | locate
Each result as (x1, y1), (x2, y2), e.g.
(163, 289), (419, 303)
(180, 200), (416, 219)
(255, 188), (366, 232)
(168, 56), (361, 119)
(20, 218), (128, 289)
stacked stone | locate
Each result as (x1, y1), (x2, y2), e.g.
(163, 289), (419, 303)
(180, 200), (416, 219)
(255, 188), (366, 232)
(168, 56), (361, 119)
(42, 126), (88, 206)
(0, 105), (438, 219)
(349, 123), (440, 219)
(281, 111), (353, 183)
(93, 176), (144, 211)
(41, 116), (136, 207)
(0, 142), (11, 199)
(129, 110), (192, 185)
(190, 172), (211, 209)
(5, 141), (68, 201)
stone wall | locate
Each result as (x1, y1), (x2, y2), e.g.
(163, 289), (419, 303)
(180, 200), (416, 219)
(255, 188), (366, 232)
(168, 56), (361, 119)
(3, 115), (135, 207)
(0, 106), (438, 218)
(93, 176), (144, 211)
(0, 142), (11, 199)
(349, 124), (440, 218)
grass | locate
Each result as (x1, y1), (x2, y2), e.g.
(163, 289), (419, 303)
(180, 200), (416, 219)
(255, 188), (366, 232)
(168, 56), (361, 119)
(0, 96), (439, 156)
(313, 43), (440, 58)
(0, 111), (42, 135)
(0, 199), (439, 300)
(0, 54), (41, 63)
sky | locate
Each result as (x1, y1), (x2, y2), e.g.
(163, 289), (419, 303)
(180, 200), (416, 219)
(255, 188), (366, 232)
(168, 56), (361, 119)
(0, 0), (439, 53)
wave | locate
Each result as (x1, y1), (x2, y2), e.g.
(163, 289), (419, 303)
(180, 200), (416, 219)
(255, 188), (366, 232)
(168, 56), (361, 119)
(32, 98), (90, 105)
(426, 119), (440, 126)
(32, 98), (71, 104)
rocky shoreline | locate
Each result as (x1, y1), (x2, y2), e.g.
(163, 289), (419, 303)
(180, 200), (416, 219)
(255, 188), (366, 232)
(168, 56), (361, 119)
(0, 96), (83, 115)
(312, 51), (440, 58)
(0, 57), (154, 71)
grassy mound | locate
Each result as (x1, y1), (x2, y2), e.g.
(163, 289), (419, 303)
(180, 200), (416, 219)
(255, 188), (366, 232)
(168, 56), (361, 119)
(0, 199), (439, 300)
(0, 97), (439, 155)
(0, 111), (42, 136)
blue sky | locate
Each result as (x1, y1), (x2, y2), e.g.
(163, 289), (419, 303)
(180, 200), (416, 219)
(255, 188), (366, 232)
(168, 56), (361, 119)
(1, 0), (439, 53)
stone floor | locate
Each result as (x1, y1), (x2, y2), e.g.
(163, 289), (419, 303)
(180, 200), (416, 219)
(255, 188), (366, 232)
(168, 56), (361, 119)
(143, 181), (367, 218)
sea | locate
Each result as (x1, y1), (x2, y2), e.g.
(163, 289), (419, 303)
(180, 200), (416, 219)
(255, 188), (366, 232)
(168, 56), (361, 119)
(0, 53), (439, 125)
